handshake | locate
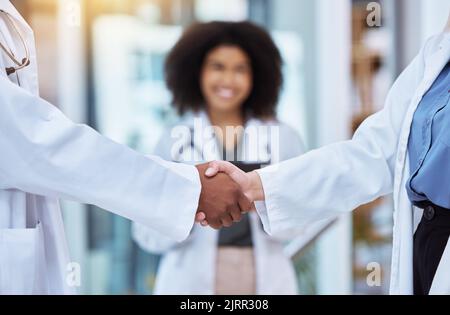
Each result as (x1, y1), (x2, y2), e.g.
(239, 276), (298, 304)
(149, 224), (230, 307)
(194, 162), (265, 229)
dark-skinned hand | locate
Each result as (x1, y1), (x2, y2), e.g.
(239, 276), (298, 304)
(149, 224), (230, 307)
(195, 163), (252, 229)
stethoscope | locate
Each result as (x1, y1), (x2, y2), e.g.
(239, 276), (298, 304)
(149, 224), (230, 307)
(174, 127), (272, 164)
(0, 10), (30, 76)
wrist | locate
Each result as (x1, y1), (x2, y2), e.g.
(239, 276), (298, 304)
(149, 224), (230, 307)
(247, 170), (265, 201)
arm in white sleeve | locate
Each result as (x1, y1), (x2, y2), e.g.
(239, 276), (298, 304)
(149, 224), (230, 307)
(255, 37), (429, 236)
(264, 124), (307, 241)
(132, 129), (195, 253)
(0, 76), (200, 242)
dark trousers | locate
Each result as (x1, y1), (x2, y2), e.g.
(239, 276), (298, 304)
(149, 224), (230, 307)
(413, 203), (450, 295)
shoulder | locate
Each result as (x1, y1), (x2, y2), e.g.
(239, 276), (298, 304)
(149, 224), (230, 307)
(251, 118), (306, 160)
(153, 116), (189, 156)
(387, 34), (438, 100)
(158, 112), (197, 140)
(277, 121), (303, 142)
(414, 33), (448, 74)
(256, 118), (303, 141)
(277, 121), (306, 156)
(154, 111), (202, 157)
(424, 33), (449, 56)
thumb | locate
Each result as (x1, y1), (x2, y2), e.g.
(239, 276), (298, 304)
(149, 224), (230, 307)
(205, 161), (248, 188)
(205, 163), (219, 177)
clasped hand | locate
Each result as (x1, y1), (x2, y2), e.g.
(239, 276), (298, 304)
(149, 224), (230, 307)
(194, 162), (264, 229)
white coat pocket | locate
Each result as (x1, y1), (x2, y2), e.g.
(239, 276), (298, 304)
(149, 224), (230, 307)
(0, 221), (44, 294)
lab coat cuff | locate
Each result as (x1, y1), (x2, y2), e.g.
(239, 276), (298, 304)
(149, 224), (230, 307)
(255, 165), (289, 236)
(254, 201), (271, 233)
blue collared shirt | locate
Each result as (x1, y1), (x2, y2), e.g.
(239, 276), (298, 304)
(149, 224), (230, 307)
(406, 61), (450, 208)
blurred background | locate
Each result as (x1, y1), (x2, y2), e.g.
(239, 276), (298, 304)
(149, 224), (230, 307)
(11, 0), (450, 294)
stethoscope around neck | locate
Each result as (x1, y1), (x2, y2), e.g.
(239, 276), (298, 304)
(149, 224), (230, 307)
(174, 127), (272, 164)
(0, 9), (31, 76)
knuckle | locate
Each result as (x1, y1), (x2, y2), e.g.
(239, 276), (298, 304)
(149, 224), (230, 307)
(211, 222), (221, 230)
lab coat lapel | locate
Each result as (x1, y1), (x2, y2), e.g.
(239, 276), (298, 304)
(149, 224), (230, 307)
(244, 118), (272, 163)
(423, 34), (450, 81)
(189, 111), (222, 162)
(187, 112), (271, 163)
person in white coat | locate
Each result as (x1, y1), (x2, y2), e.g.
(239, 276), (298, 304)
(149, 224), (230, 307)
(205, 19), (450, 295)
(133, 21), (306, 294)
(134, 113), (305, 295)
(0, 1), (249, 294)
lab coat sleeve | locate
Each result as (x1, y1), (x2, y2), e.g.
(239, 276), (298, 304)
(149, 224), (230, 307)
(263, 124), (308, 241)
(255, 38), (428, 236)
(132, 221), (182, 254)
(0, 76), (201, 242)
(132, 129), (195, 253)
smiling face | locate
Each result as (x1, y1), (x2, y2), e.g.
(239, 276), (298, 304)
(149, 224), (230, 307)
(200, 45), (253, 115)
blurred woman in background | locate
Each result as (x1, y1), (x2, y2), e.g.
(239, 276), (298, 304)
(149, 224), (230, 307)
(133, 21), (305, 295)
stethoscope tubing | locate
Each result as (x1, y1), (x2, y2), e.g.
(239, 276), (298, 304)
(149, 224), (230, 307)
(0, 9), (31, 75)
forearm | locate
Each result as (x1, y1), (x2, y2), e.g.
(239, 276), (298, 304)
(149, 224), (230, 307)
(247, 170), (265, 201)
(253, 43), (428, 234)
(0, 76), (201, 241)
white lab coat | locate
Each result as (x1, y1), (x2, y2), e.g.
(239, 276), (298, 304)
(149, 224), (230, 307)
(255, 32), (450, 295)
(0, 1), (200, 294)
(133, 112), (305, 294)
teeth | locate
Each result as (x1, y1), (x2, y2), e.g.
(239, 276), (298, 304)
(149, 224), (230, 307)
(216, 88), (234, 99)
